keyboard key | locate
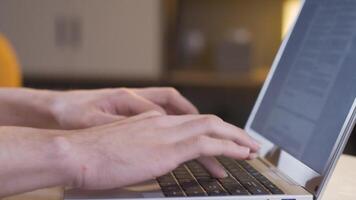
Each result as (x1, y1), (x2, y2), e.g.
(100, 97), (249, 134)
(219, 176), (236, 184)
(199, 180), (228, 196)
(269, 187), (284, 194)
(161, 158), (284, 197)
(180, 180), (200, 189)
(173, 167), (191, 177)
(199, 180), (220, 190)
(219, 176), (249, 195)
(238, 161), (284, 194)
(157, 173), (185, 197)
(161, 186), (183, 195)
(171, 165), (206, 196)
(240, 180), (269, 195)
(222, 158), (285, 195)
(184, 186), (207, 196)
(225, 186), (249, 195)
(162, 190), (185, 197)
(207, 189), (228, 196)
(157, 173), (178, 187)
(175, 173), (193, 180)
(157, 174), (175, 182)
(231, 172), (254, 182)
(219, 157), (268, 194)
(158, 181), (178, 187)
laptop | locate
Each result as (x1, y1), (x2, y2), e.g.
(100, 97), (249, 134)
(65, 1), (356, 199)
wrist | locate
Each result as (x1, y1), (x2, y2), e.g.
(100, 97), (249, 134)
(0, 88), (62, 128)
(37, 89), (63, 128)
(24, 88), (64, 129)
(49, 132), (84, 187)
(0, 127), (79, 196)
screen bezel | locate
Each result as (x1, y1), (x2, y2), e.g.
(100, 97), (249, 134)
(244, 1), (356, 198)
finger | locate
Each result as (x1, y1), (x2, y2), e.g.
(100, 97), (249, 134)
(138, 114), (209, 128)
(197, 157), (228, 178)
(133, 87), (199, 115)
(165, 115), (260, 152)
(91, 111), (163, 130)
(175, 136), (251, 164)
(248, 153), (258, 160)
(115, 111), (164, 125)
(115, 92), (167, 115)
(85, 111), (127, 127)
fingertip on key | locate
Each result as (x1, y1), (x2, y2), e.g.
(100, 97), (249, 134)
(251, 140), (261, 150)
(248, 153), (258, 160)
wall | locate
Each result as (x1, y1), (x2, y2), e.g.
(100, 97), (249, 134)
(0, 0), (163, 81)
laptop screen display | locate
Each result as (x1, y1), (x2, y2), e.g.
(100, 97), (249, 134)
(251, 0), (356, 173)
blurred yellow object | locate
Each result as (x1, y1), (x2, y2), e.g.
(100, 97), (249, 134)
(0, 34), (22, 87)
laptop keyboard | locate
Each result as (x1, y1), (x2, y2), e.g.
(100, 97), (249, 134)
(157, 157), (284, 197)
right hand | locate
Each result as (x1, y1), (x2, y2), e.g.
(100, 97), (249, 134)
(61, 111), (260, 190)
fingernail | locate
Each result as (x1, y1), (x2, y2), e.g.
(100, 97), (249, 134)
(243, 147), (250, 155)
(249, 153), (258, 160)
(252, 140), (261, 149)
(212, 170), (228, 178)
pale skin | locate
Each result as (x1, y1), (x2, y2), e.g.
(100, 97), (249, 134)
(0, 87), (260, 197)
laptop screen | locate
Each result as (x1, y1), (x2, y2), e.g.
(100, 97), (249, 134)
(251, 0), (356, 174)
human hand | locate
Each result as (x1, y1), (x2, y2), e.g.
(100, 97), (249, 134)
(50, 87), (198, 129)
(59, 111), (260, 190)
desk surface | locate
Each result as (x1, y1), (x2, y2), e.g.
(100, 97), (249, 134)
(4, 155), (356, 200)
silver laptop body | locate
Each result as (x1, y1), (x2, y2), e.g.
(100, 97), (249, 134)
(65, 1), (356, 199)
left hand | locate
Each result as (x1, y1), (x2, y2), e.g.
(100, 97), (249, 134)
(50, 87), (199, 129)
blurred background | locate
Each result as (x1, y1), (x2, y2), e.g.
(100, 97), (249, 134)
(0, 0), (354, 155)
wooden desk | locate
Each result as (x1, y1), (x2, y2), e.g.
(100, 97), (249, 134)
(4, 155), (356, 200)
(322, 155), (356, 200)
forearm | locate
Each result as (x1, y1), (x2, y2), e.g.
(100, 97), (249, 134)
(0, 126), (75, 197)
(0, 88), (59, 128)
